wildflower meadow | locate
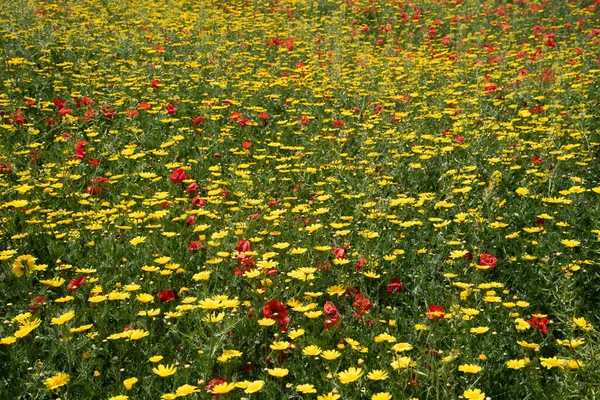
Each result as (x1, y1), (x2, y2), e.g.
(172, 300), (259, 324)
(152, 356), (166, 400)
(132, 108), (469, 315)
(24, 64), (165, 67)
(1, 0), (599, 399)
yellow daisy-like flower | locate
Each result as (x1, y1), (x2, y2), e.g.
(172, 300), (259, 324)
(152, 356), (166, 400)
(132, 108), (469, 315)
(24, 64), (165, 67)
(288, 329), (305, 339)
(367, 369), (389, 380)
(337, 367), (364, 384)
(561, 239), (581, 248)
(11, 255), (36, 277)
(152, 364), (177, 377)
(506, 359), (527, 370)
(149, 355), (163, 363)
(123, 377), (138, 390)
(463, 388), (485, 400)
(372, 393), (392, 400)
(175, 384), (200, 396)
(296, 384), (317, 394)
(317, 392), (341, 400)
(270, 341), (290, 351)
(390, 356), (413, 370)
(244, 380), (264, 394)
(391, 342), (413, 352)
(211, 382), (237, 394)
(320, 349), (341, 360)
(44, 372), (70, 390)
(540, 357), (564, 369)
(108, 396), (128, 400)
(470, 326), (489, 334)
(458, 364), (482, 374)
(51, 310), (75, 325)
(130, 236), (146, 245)
(267, 368), (289, 378)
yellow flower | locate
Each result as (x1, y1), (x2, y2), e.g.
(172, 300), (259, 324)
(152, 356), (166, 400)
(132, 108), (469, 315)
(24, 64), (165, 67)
(515, 187), (529, 196)
(296, 384), (317, 394)
(302, 345), (322, 356)
(270, 341), (290, 351)
(130, 236), (146, 245)
(561, 239), (581, 248)
(392, 343), (413, 352)
(152, 364), (177, 377)
(44, 372), (70, 390)
(506, 359), (527, 370)
(149, 355), (163, 363)
(317, 392), (341, 400)
(572, 317), (592, 331)
(564, 360), (584, 370)
(458, 364), (482, 374)
(463, 388), (485, 400)
(540, 357), (564, 369)
(244, 380), (264, 393)
(337, 367), (364, 384)
(367, 369), (389, 380)
(123, 377), (138, 390)
(391, 356), (413, 369)
(320, 350), (341, 360)
(470, 327), (489, 334)
(175, 384), (200, 396)
(1, 336), (17, 345)
(267, 368), (289, 378)
(372, 393), (392, 400)
(11, 255), (36, 277)
(211, 382), (237, 394)
(108, 396), (128, 400)
(288, 329), (305, 339)
(51, 310), (75, 325)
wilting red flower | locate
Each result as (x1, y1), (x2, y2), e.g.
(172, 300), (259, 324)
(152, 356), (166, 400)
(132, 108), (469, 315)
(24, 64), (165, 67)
(81, 96), (94, 106)
(387, 278), (404, 293)
(29, 296), (46, 313)
(169, 167), (186, 184)
(53, 97), (66, 109)
(74, 140), (88, 160)
(332, 247), (346, 259)
(426, 304), (446, 322)
(10, 110), (25, 125)
(127, 109), (139, 117)
(527, 316), (549, 334)
(165, 104), (176, 115)
(479, 253), (497, 268)
(323, 301), (342, 329)
(188, 240), (203, 251)
(67, 276), (86, 291)
(192, 116), (204, 125)
(58, 108), (72, 117)
(157, 290), (177, 303)
(237, 240), (251, 253)
(263, 299), (290, 330)
(352, 293), (371, 318)
(299, 114), (310, 125)
(354, 255), (367, 270)
(186, 215), (195, 226)
(242, 141), (252, 149)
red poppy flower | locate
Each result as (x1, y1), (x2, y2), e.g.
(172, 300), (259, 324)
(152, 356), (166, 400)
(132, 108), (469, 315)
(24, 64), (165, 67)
(149, 80), (161, 88)
(188, 240), (203, 251)
(58, 108), (72, 117)
(192, 116), (204, 125)
(527, 316), (549, 334)
(332, 247), (346, 259)
(138, 102), (151, 110)
(387, 278), (404, 293)
(191, 196), (205, 207)
(242, 141), (252, 149)
(157, 290), (177, 303)
(236, 240), (251, 253)
(165, 104), (176, 115)
(186, 182), (199, 195)
(324, 301), (339, 318)
(263, 299), (290, 329)
(258, 112), (269, 120)
(426, 304), (446, 322)
(169, 167), (186, 184)
(479, 253), (497, 268)
(68, 276), (86, 291)
(352, 293), (371, 317)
